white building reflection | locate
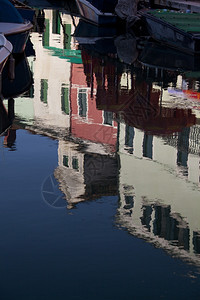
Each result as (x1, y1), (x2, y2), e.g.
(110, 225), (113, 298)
(110, 67), (200, 264)
(117, 109), (200, 265)
(30, 10), (76, 131)
(14, 10), (80, 134)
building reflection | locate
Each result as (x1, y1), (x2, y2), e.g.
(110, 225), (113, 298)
(10, 10), (119, 207)
(25, 9), (80, 134)
(8, 10), (200, 265)
(54, 45), (119, 207)
(1, 50), (34, 151)
(54, 140), (118, 209)
(79, 44), (200, 264)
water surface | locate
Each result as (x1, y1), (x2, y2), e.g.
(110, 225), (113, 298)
(1, 7), (200, 299)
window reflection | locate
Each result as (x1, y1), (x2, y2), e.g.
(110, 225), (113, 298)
(63, 155), (69, 168)
(72, 157), (79, 171)
(52, 10), (60, 34)
(125, 125), (134, 154)
(193, 232), (200, 254)
(78, 89), (87, 117)
(104, 111), (113, 126)
(143, 133), (153, 159)
(40, 79), (48, 103)
(42, 18), (49, 46)
(64, 24), (71, 49)
(152, 205), (189, 250)
(124, 195), (134, 210)
(141, 205), (152, 232)
(61, 86), (69, 114)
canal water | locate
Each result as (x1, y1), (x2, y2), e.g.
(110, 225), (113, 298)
(1, 7), (200, 300)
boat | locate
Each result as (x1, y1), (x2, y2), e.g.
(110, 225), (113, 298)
(74, 19), (142, 64)
(48, 0), (80, 15)
(0, 34), (13, 75)
(75, 0), (118, 25)
(140, 10), (200, 54)
(10, 0), (36, 23)
(0, 0), (33, 53)
(139, 40), (200, 72)
(74, 19), (118, 44)
(0, 34), (13, 96)
(74, 19), (118, 56)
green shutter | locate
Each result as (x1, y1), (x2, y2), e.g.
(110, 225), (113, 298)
(52, 11), (60, 34)
(63, 155), (69, 167)
(72, 157), (79, 170)
(43, 19), (49, 47)
(64, 24), (71, 49)
(40, 79), (48, 103)
(78, 89), (87, 117)
(61, 86), (69, 114)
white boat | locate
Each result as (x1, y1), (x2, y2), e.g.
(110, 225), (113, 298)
(0, 34), (12, 73)
(75, 0), (117, 25)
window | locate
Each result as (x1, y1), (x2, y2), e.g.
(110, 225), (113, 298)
(78, 89), (87, 117)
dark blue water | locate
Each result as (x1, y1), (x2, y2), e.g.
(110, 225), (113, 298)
(0, 130), (199, 299)
(1, 5), (200, 299)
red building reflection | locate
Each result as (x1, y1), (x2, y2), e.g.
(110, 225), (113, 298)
(70, 53), (118, 152)
(80, 49), (196, 136)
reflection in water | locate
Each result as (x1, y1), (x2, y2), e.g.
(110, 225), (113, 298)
(140, 203), (190, 251)
(82, 50), (196, 136)
(0, 99), (13, 135)
(2, 98), (16, 150)
(54, 142), (118, 209)
(0, 95), (18, 150)
(34, 9), (45, 33)
(2, 52), (33, 99)
(3, 9), (200, 270)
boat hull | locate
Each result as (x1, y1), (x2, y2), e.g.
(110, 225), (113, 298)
(141, 12), (200, 54)
(0, 34), (12, 73)
(75, 0), (117, 26)
(17, 7), (35, 23)
(0, 0), (33, 54)
(10, 0), (36, 22)
(6, 29), (30, 54)
(74, 19), (117, 43)
(0, 21), (33, 54)
(139, 41), (200, 72)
